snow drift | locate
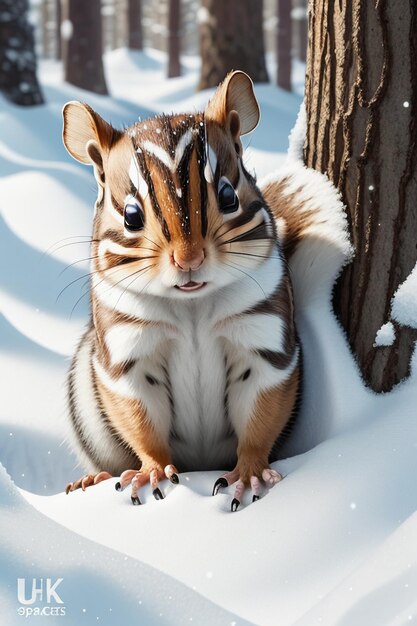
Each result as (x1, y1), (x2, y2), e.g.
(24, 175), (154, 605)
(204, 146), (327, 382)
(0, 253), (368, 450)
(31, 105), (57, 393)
(1, 50), (416, 626)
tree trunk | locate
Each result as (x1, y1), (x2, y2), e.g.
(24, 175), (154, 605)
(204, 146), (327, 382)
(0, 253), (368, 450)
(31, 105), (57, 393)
(41, 0), (49, 59)
(62, 0), (108, 95)
(304, 0), (417, 392)
(128, 0), (143, 50)
(198, 0), (269, 90)
(55, 0), (62, 60)
(167, 0), (181, 78)
(0, 0), (44, 105)
(114, 0), (127, 49)
(293, 1), (307, 62)
(277, 0), (292, 91)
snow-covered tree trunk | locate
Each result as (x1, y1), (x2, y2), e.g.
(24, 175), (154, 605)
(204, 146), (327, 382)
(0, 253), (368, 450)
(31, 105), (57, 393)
(198, 0), (269, 90)
(0, 0), (44, 105)
(62, 0), (108, 95)
(304, 0), (417, 392)
(167, 0), (181, 78)
(128, 0), (143, 50)
(276, 0), (292, 91)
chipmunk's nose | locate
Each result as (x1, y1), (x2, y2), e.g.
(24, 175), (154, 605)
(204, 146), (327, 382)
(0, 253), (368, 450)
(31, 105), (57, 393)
(172, 249), (205, 272)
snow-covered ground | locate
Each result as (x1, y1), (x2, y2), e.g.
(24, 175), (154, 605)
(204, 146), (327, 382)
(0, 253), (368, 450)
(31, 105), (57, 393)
(1, 49), (417, 626)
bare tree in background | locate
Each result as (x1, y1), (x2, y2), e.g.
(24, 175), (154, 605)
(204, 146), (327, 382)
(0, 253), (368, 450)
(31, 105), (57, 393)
(305, 0), (417, 392)
(114, 0), (128, 49)
(168, 0), (180, 78)
(198, 0), (269, 90)
(41, 0), (49, 58)
(62, 0), (108, 94)
(39, 0), (63, 60)
(128, 0), (143, 50)
(276, 0), (292, 91)
(293, 0), (307, 63)
(55, 0), (62, 59)
(0, 0), (44, 105)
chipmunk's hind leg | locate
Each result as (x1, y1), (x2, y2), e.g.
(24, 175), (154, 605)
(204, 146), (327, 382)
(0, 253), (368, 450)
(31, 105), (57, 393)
(65, 471), (112, 494)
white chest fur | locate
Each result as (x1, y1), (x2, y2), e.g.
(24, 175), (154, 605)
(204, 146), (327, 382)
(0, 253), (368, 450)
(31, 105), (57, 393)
(167, 302), (235, 470)
(93, 255), (289, 470)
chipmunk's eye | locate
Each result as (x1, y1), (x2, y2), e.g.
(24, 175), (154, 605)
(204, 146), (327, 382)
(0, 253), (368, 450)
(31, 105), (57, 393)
(124, 196), (145, 231)
(218, 177), (239, 214)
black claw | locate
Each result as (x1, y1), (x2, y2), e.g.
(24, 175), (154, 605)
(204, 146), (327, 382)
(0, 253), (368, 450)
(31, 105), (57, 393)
(212, 477), (228, 496)
(115, 481), (123, 492)
(252, 495), (260, 503)
(153, 487), (164, 500)
(170, 473), (179, 484)
(131, 496), (141, 506)
(231, 498), (240, 512)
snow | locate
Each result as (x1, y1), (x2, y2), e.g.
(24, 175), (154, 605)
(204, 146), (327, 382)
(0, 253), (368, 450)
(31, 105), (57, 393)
(60, 19), (73, 41)
(374, 321), (396, 347)
(391, 261), (417, 329)
(0, 467), (247, 626)
(286, 100), (306, 162)
(1, 48), (417, 625)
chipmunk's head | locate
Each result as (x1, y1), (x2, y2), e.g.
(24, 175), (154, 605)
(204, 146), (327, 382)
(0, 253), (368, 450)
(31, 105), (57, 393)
(63, 71), (276, 299)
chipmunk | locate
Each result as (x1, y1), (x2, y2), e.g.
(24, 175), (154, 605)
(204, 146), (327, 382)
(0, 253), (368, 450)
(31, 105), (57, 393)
(62, 71), (301, 511)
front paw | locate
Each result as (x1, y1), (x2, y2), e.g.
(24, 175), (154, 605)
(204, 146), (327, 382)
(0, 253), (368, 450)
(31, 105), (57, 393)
(65, 471), (112, 494)
(212, 464), (283, 512)
(115, 464), (179, 505)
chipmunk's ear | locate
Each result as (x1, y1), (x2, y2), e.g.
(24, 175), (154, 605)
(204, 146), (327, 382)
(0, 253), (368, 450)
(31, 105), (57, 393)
(62, 101), (118, 176)
(205, 71), (260, 142)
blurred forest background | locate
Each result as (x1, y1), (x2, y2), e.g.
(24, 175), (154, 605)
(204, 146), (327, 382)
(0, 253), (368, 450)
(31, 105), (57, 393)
(0, 0), (307, 106)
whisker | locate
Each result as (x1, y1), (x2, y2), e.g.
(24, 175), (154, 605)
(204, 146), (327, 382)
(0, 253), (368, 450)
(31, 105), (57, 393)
(60, 246), (159, 276)
(59, 255), (101, 276)
(68, 261), (155, 316)
(215, 222), (274, 245)
(69, 289), (91, 318)
(56, 270), (102, 303)
(210, 216), (229, 241)
(137, 245), (160, 253)
(57, 257), (152, 302)
(142, 234), (162, 251)
(222, 250), (282, 261)
(43, 237), (96, 257)
(223, 261), (267, 299)
(114, 255), (157, 267)
(111, 265), (155, 311)
(109, 264), (154, 292)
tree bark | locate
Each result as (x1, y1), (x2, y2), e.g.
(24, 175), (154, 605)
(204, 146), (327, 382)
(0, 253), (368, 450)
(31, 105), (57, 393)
(0, 0), (44, 105)
(62, 0), (108, 95)
(168, 0), (181, 78)
(198, 0), (269, 90)
(55, 0), (62, 60)
(42, 0), (49, 59)
(293, 0), (307, 62)
(304, 0), (417, 392)
(128, 0), (143, 50)
(114, 0), (127, 49)
(277, 0), (292, 91)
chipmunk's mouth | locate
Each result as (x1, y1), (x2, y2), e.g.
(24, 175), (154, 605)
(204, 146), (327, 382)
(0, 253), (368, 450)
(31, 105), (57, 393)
(175, 281), (207, 292)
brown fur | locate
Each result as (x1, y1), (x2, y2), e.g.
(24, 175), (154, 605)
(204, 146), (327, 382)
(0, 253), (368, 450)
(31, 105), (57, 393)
(96, 377), (171, 474)
(237, 365), (300, 484)
(63, 71), (300, 494)
(263, 178), (317, 259)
